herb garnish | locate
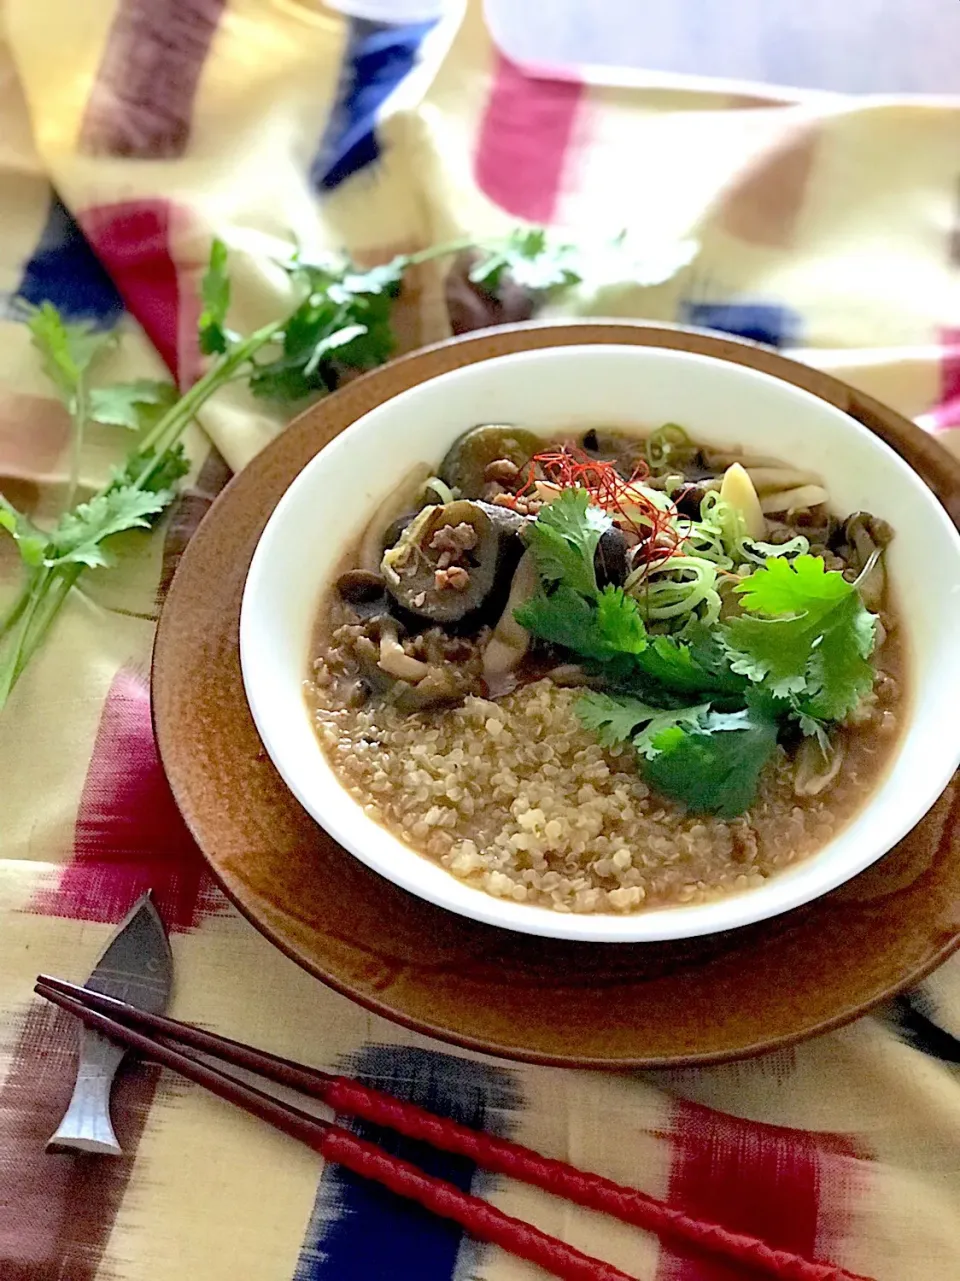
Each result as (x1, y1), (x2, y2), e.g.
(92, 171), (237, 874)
(517, 489), (879, 815)
(0, 227), (585, 710)
(722, 554), (876, 722)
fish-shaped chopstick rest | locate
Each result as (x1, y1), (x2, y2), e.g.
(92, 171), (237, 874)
(47, 891), (173, 1155)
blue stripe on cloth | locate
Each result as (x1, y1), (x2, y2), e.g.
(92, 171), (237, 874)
(679, 300), (801, 349)
(294, 1045), (522, 1281)
(310, 16), (437, 192)
(14, 192), (124, 327)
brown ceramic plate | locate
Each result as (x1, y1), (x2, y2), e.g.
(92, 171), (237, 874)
(153, 322), (960, 1068)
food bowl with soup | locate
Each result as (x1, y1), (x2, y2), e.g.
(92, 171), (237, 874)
(239, 345), (960, 942)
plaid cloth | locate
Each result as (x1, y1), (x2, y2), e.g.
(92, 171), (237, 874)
(2, 3), (960, 1278)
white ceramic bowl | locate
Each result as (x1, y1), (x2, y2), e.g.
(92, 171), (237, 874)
(240, 345), (960, 942)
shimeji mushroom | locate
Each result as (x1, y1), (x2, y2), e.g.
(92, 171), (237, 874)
(483, 551), (538, 684)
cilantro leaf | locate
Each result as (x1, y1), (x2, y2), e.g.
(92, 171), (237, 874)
(633, 633), (745, 699)
(598, 624), (747, 705)
(47, 486), (175, 569)
(334, 258), (407, 297)
(89, 379), (178, 430)
(576, 690), (708, 753)
(25, 303), (108, 406)
(594, 585), (648, 653)
(515, 584), (647, 665)
(302, 323), (369, 377)
(112, 443), (191, 494)
(332, 294), (396, 370)
(802, 595), (877, 721)
(469, 228), (582, 296)
(523, 488), (610, 597)
(735, 554), (850, 619)
(642, 704), (779, 817)
(722, 555), (877, 719)
(301, 258), (403, 369)
(576, 691), (657, 747)
(515, 584), (611, 659)
(0, 495), (47, 567)
(251, 257), (403, 401)
(633, 702), (713, 759)
(198, 239), (234, 355)
(249, 362), (323, 402)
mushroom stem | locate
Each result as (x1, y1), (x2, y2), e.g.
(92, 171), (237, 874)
(794, 735), (846, 797)
(483, 550), (538, 683)
(377, 621), (429, 682)
(760, 485), (829, 515)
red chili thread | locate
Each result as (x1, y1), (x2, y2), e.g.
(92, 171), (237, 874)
(516, 446), (684, 572)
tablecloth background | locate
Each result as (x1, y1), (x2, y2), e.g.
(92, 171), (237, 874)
(1, 2), (959, 1278)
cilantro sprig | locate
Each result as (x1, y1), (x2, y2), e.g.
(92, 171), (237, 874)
(722, 555), (877, 721)
(468, 227), (583, 295)
(641, 705), (780, 819)
(516, 490), (880, 815)
(0, 226), (586, 711)
(244, 227), (586, 404)
(516, 490), (747, 703)
(0, 290), (273, 709)
(576, 689), (779, 818)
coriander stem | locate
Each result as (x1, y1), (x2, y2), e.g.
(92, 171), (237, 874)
(134, 322), (282, 469)
(403, 237), (479, 268)
(0, 572), (37, 641)
(65, 377), (89, 512)
(0, 566), (51, 711)
(11, 565), (81, 685)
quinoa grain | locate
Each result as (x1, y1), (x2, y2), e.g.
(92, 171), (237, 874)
(311, 677), (873, 913)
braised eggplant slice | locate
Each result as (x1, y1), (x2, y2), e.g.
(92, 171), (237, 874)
(381, 499), (523, 624)
(336, 569), (385, 604)
(439, 425), (541, 497)
(357, 463), (432, 571)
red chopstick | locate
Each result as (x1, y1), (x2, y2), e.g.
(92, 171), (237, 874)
(36, 976), (873, 1281)
(36, 979), (632, 1281)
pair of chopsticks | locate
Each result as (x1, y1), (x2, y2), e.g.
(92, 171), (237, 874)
(36, 976), (870, 1281)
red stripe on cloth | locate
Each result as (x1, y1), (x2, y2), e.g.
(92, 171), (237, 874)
(474, 52), (584, 223)
(30, 668), (224, 931)
(79, 201), (184, 381)
(927, 327), (960, 430)
(656, 1099), (860, 1280)
(80, 0), (226, 158)
(0, 1001), (161, 1281)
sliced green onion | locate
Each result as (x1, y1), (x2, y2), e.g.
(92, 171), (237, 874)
(423, 476), (455, 504)
(625, 555), (723, 627)
(645, 422), (697, 473)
